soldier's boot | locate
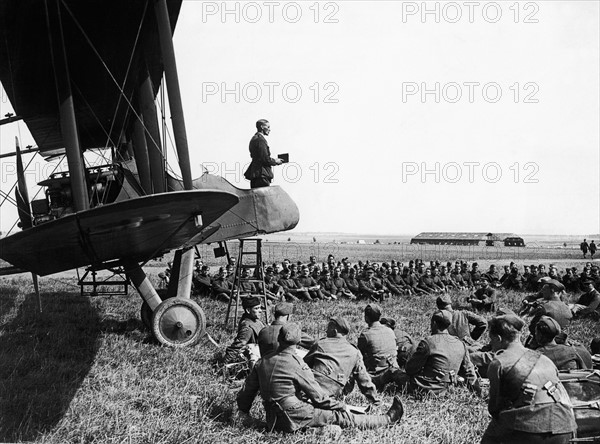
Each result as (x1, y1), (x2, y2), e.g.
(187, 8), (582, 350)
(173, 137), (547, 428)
(351, 396), (403, 429)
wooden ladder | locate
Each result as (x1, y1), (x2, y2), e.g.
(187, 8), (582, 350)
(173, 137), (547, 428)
(225, 238), (269, 327)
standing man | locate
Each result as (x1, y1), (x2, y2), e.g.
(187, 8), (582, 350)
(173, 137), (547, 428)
(581, 239), (589, 258)
(590, 240), (597, 259)
(243, 119), (283, 188)
(481, 315), (577, 444)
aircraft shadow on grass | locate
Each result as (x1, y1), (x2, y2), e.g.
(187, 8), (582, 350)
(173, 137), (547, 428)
(0, 291), (100, 441)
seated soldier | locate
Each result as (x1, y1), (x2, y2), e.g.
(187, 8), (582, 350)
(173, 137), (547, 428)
(344, 267), (361, 297)
(436, 294), (487, 347)
(418, 268), (443, 294)
(258, 302), (314, 357)
(484, 264), (501, 287)
(224, 297), (265, 364)
(501, 267), (523, 291)
(467, 276), (497, 312)
(278, 268), (310, 302)
(402, 267), (426, 295)
(499, 265), (511, 286)
(238, 268), (258, 295)
(295, 266), (327, 301)
(380, 317), (416, 368)
(304, 317), (381, 406)
(439, 266), (458, 291)
(212, 267), (233, 302)
(569, 280), (600, 318)
(450, 265), (467, 289)
(470, 262), (482, 285)
(481, 315), (576, 444)
(561, 268), (580, 293)
(331, 266), (356, 300)
(460, 264), (474, 289)
(395, 310), (481, 396)
(534, 316), (592, 370)
(357, 304), (402, 391)
(526, 280), (573, 349)
(430, 268), (447, 293)
(386, 264), (410, 296)
(318, 269), (338, 300)
(358, 267), (388, 301)
(262, 266), (286, 302)
(192, 265), (213, 298)
(236, 323), (404, 433)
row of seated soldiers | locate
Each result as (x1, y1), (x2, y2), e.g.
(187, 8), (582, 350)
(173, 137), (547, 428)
(187, 256), (600, 316)
(229, 296), (599, 439)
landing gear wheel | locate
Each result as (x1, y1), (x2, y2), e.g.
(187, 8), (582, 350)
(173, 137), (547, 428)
(151, 297), (206, 347)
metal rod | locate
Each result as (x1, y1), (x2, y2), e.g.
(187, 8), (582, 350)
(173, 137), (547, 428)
(44, 0), (89, 211)
(131, 112), (153, 194)
(32, 273), (42, 313)
(154, 0), (193, 190)
(0, 147), (40, 159)
(0, 115), (23, 126)
(139, 67), (166, 193)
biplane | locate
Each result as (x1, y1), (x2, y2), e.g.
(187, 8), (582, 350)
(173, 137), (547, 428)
(0, 0), (299, 347)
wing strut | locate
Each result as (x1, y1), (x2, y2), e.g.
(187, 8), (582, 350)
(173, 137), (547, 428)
(44, 0), (89, 211)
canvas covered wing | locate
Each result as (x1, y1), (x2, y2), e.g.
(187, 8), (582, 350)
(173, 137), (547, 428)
(0, 190), (238, 276)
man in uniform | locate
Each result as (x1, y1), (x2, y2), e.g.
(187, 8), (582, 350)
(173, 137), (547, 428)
(467, 276), (497, 312)
(224, 297), (265, 364)
(526, 280), (572, 348)
(192, 265), (213, 298)
(243, 119), (284, 188)
(581, 239), (589, 258)
(304, 317), (381, 406)
(344, 268), (361, 297)
(358, 267), (388, 301)
(278, 268), (308, 301)
(569, 280), (600, 318)
(331, 267), (357, 299)
(236, 323), (404, 433)
(357, 304), (402, 390)
(481, 315), (577, 444)
(436, 294), (487, 347)
(258, 302), (314, 357)
(534, 316), (592, 370)
(397, 310), (481, 396)
(380, 317), (416, 368)
(590, 240), (597, 259)
(502, 267), (524, 291)
(212, 267), (233, 302)
(295, 266), (327, 301)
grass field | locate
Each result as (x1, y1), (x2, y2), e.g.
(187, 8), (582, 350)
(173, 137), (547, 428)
(1, 243), (599, 443)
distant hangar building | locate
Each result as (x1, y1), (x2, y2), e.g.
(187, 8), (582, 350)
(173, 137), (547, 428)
(410, 232), (525, 247)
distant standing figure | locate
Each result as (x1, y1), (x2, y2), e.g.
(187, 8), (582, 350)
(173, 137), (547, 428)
(590, 240), (597, 259)
(580, 239), (589, 258)
(244, 119), (283, 188)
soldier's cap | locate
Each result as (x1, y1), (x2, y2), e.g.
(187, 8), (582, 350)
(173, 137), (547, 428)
(380, 317), (396, 329)
(365, 266), (375, 272)
(242, 296), (261, 309)
(364, 303), (382, 319)
(279, 322), (302, 345)
(265, 266), (274, 273)
(431, 310), (452, 329)
(480, 275), (490, 282)
(582, 279), (594, 285)
(495, 307), (516, 316)
(329, 316), (350, 335)
(543, 279), (565, 292)
(494, 314), (525, 331)
(537, 315), (561, 336)
(436, 294), (452, 308)
(274, 302), (293, 317)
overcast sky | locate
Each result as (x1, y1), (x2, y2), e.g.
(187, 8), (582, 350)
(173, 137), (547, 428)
(1, 1), (598, 236)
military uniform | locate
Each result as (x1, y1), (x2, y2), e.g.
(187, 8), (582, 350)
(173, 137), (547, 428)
(212, 276), (233, 299)
(295, 275), (324, 300)
(529, 300), (573, 334)
(481, 342), (576, 444)
(224, 313), (266, 364)
(192, 273), (213, 297)
(447, 309), (487, 345)
(358, 277), (385, 300)
(471, 286), (497, 312)
(258, 320), (314, 357)
(403, 331), (479, 395)
(537, 343), (593, 370)
(357, 321), (400, 389)
(304, 336), (379, 404)
(571, 287), (600, 316)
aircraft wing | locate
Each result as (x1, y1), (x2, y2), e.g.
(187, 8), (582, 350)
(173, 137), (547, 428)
(0, 190), (238, 276)
(0, 0), (182, 152)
